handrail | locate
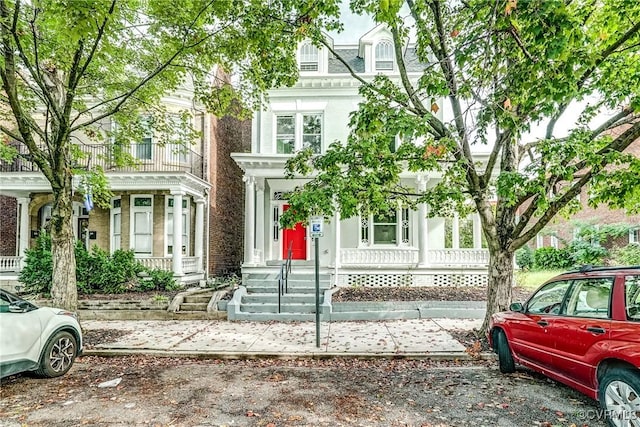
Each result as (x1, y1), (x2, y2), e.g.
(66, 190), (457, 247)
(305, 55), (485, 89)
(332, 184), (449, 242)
(277, 240), (295, 314)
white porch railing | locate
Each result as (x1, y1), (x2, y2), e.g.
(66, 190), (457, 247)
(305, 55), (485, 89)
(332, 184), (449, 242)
(339, 248), (489, 266)
(0, 256), (22, 272)
(135, 256), (200, 273)
(428, 249), (489, 265)
(341, 249), (419, 265)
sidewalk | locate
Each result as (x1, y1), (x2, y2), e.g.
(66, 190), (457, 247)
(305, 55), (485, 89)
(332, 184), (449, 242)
(82, 318), (484, 359)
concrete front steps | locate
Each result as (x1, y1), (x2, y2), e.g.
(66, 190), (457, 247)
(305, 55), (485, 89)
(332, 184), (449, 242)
(167, 288), (227, 318)
(227, 273), (332, 321)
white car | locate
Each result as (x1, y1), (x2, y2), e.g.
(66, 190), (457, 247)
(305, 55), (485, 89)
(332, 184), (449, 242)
(0, 289), (83, 378)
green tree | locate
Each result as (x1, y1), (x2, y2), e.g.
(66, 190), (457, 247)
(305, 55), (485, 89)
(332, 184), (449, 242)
(0, 0), (340, 311)
(282, 0), (640, 332)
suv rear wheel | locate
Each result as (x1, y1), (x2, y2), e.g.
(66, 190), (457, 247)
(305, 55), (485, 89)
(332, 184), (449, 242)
(598, 366), (640, 427)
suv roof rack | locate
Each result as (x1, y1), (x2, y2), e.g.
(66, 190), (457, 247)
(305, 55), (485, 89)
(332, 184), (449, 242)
(566, 265), (640, 274)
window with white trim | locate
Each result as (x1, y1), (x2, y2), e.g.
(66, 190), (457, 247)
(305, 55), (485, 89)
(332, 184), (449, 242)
(110, 198), (122, 253)
(135, 117), (153, 160)
(299, 43), (319, 72)
(275, 113), (323, 154)
(130, 195), (153, 256)
(630, 228), (640, 244)
(360, 208), (410, 246)
(375, 39), (394, 71)
(536, 234), (544, 249)
(550, 235), (559, 249)
(165, 115), (189, 164)
(166, 197), (190, 255)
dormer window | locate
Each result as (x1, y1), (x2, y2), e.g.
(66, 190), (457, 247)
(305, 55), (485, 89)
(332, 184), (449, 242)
(375, 39), (394, 71)
(299, 43), (319, 72)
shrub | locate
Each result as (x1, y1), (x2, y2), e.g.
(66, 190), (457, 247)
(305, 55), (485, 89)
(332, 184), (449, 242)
(19, 232), (53, 296)
(515, 246), (534, 270)
(135, 268), (180, 291)
(533, 247), (573, 270)
(20, 232), (149, 295)
(611, 244), (640, 266)
(566, 240), (608, 266)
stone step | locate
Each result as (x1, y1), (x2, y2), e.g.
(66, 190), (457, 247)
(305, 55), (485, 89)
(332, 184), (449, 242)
(183, 295), (212, 304)
(239, 302), (327, 314)
(179, 302), (208, 311)
(229, 312), (327, 322)
(244, 285), (330, 295)
(242, 293), (322, 304)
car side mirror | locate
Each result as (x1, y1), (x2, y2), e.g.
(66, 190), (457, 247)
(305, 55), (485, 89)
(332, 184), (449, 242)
(509, 302), (524, 312)
(8, 304), (26, 313)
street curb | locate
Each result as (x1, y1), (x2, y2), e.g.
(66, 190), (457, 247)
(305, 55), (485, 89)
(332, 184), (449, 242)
(82, 348), (496, 361)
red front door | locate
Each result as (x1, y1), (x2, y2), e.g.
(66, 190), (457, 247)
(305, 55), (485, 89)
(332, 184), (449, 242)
(282, 205), (306, 260)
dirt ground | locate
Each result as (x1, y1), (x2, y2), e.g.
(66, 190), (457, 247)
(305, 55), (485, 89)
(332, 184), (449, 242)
(0, 356), (606, 427)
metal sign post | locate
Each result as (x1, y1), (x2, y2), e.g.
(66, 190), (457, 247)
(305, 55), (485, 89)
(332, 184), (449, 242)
(310, 216), (324, 348)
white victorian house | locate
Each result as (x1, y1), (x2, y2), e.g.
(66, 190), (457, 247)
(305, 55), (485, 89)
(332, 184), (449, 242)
(232, 25), (490, 288)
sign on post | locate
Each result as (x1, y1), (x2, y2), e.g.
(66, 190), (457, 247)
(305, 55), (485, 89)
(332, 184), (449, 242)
(310, 216), (324, 238)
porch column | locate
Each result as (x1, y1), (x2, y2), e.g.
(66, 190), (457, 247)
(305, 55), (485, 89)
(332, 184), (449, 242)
(452, 214), (460, 249)
(473, 213), (482, 249)
(334, 209), (340, 282)
(243, 175), (256, 265)
(171, 191), (184, 276)
(17, 197), (29, 267)
(416, 177), (429, 266)
(194, 196), (205, 272)
(255, 178), (265, 265)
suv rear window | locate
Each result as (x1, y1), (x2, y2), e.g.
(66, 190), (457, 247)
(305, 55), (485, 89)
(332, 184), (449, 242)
(625, 275), (640, 321)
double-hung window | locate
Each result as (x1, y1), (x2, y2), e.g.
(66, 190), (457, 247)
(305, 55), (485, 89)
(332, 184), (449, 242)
(165, 115), (189, 164)
(166, 197), (190, 255)
(110, 198), (121, 253)
(375, 40), (394, 71)
(130, 195), (153, 256)
(630, 228), (640, 245)
(133, 117), (153, 160)
(361, 208), (410, 246)
(276, 113), (323, 154)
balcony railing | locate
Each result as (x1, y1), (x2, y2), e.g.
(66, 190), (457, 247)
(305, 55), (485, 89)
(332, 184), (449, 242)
(136, 256), (201, 274)
(0, 142), (204, 179)
(0, 255), (201, 274)
(0, 256), (23, 272)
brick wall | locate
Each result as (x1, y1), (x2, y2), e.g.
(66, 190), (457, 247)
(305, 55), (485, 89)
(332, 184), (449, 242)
(208, 114), (250, 276)
(0, 195), (17, 256)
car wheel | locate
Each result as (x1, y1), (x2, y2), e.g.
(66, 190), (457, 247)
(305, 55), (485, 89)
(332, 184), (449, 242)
(495, 329), (515, 374)
(599, 367), (640, 427)
(35, 330), (77, 378)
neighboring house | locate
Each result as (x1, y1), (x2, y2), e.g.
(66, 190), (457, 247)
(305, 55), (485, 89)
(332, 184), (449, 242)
(532, 133), (640, 251)
(0, 85), (249, 290)
(231, 25), (490, 288)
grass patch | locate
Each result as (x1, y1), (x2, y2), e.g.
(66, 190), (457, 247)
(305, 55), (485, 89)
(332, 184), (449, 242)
(515, 269), (564, 291)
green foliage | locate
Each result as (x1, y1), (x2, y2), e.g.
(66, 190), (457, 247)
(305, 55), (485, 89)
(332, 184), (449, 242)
(533, 247), (573, 270)
(19, 233), (53, 296)
(137, 269), (180, 292)
(566, 240), (609, 266)
(19, 232), (176, 295)
(611, 244), (640, 266)
(515, 246), (534, 270)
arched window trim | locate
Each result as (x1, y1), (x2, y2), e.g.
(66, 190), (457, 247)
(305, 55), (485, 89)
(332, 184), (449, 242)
(375, 39), (394, 71)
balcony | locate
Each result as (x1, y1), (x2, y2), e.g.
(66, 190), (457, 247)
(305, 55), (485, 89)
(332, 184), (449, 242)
(0, 142), (204, 179)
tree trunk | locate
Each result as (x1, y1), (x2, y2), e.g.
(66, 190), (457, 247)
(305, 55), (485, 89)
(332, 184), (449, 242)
(49, 182), (78, 312)
(480, 248), (514, 333)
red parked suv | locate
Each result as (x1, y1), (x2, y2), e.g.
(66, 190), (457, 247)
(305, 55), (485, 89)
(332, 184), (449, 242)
(488, 265), (640, 427)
